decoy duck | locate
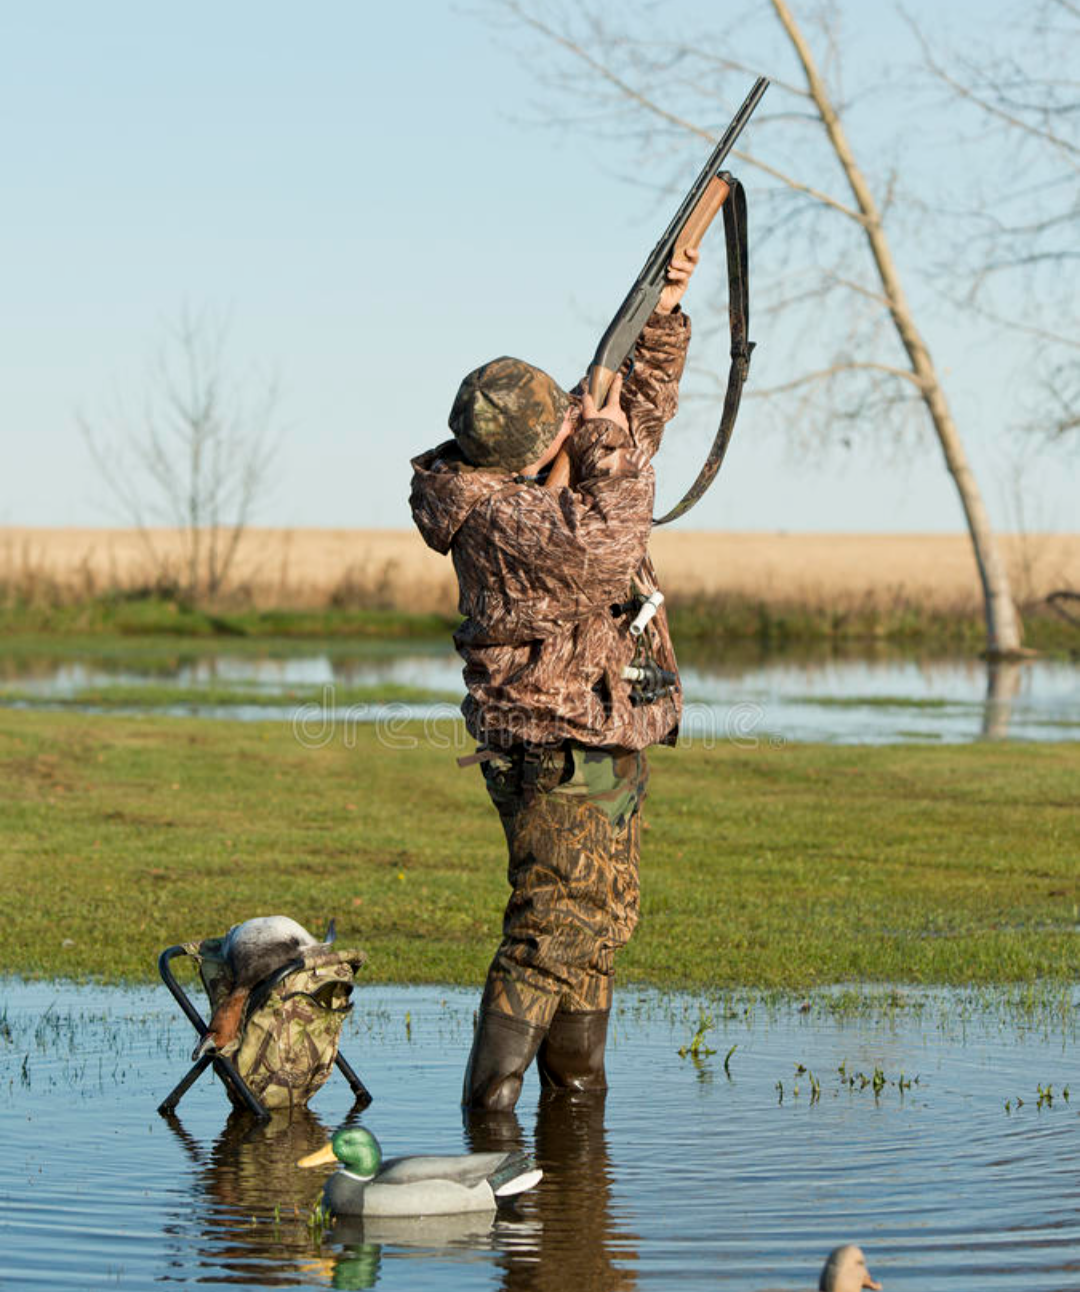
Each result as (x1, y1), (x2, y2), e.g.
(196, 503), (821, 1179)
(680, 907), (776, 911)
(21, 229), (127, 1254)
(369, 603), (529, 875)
(297, 1126), (543, 1217)
(192, 915), (321, 1061)
(819, 1245), (882, 1292)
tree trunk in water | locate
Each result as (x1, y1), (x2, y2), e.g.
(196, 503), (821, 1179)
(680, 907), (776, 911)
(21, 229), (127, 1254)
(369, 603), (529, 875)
(919, 383), (1024, 656)
(770, 0), (1023, 656)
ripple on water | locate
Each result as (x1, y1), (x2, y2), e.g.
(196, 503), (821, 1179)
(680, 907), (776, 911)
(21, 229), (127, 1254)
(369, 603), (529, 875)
(0, 982), (1078, 1290)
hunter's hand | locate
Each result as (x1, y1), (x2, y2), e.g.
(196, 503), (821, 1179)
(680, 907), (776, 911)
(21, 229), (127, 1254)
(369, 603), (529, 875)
(656, 247), (699, 315)
(582, 371), (629, 433)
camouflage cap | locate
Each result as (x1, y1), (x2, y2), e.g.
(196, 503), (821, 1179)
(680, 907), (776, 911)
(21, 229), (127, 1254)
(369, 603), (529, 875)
(449, 356), (570, 471)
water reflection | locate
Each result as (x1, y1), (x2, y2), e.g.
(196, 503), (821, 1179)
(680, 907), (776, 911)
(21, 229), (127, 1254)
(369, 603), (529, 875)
(981, 659), (1023, 740)
(327, 1215), (501, 1290)
(680, 652), (1079, 743)
(158, 1093), (640, 1290)
(512, 1093), (637, 1292)
(2, 639), (1076, 742)
(463, 1094), (638, 1292)
(163, 1106), (333, 1283)
(309, 1095), (638, 1290)
(3, 982), (1079, 1289)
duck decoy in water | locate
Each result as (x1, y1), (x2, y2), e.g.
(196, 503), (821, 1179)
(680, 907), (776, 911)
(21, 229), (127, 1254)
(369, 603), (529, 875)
(192, 915), (322, 1061)
(819, 1245), (882, 1292)
(297, 1125), (543, 1217)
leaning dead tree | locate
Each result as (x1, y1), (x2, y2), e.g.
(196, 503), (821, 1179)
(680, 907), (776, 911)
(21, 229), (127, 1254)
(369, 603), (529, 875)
(497, 0), (1026, 656)
(81, 308), (280, 604)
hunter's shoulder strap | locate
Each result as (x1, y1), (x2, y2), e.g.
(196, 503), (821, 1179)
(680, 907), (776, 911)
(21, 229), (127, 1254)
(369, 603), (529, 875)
(654, 173), (753, 526)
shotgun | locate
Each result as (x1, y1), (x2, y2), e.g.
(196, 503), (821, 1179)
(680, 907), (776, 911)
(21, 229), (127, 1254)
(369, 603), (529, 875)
(546, 76), (769, 492)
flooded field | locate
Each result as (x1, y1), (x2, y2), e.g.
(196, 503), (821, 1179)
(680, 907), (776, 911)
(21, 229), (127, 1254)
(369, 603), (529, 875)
(1, 639), (1078, 743)
(1, 981), (1077, 1290)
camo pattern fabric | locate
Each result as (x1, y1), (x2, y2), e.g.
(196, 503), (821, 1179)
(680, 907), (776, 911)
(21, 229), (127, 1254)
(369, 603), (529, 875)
(411, 308), (690, 753)
(191, 939), (366, 1112)
(449, 355), (571, 472)
(477, 743), (648, 1026)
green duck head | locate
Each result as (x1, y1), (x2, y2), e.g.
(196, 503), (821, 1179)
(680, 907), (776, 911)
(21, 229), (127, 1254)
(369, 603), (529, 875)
(332, 1127), (382, 1178)
(298, 1127), (383, 1178)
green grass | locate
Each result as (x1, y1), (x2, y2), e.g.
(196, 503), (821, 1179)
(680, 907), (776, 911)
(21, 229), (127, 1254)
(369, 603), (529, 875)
(2, 591), (1077, 650)
(0, 682), (460, 710)
(2, 710), (1078, 988)
(0, 595), (457, 640)
(665, 597), (1079, 652)
(0, 630), (442, 659)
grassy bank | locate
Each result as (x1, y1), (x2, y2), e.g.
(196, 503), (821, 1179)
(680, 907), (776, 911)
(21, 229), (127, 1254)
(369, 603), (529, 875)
(0, 594), (459, 641)
(1, 590), (1077, 651)
(0, 682), (459, 710)
(1, 709), (1077, 988)
(665, 598), (1077, 650)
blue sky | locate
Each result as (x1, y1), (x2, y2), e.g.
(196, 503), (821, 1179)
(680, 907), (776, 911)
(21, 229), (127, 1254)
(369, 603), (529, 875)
(2, 0), (1074, 534)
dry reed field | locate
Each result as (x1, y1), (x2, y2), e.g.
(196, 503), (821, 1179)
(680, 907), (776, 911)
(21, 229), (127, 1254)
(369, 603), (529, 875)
(3, 526), (1078, 617)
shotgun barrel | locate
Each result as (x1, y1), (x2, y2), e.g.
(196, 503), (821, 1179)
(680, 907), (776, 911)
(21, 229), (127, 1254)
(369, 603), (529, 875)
(545, 76), (768, 491)
(589, 76), (768, 397)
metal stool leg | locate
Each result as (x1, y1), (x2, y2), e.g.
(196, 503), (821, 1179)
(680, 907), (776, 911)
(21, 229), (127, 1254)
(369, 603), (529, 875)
(335, 1051), (373, 1109)
(158, 1055), (213, 1115)
(157, 944), (270, 1120)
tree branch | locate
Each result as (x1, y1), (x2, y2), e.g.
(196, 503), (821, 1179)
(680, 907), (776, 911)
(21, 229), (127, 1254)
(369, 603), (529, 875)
(748, 360), (927, 397)
(502, 0), (868, 223)
(909, 12), (1080, 168)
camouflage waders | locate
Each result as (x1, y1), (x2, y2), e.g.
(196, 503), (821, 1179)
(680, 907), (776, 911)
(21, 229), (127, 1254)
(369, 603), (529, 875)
(463, 743), (648, 1109)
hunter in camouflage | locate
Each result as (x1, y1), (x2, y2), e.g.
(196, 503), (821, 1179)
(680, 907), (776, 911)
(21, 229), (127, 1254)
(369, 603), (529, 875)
(410, 248), (698, 1110)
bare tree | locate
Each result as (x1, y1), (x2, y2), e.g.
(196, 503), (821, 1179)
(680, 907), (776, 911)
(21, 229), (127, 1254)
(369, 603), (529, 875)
(81, 307), (281, 604)
(495, 0), (1028, 656)
(914, 0), (1080, 444)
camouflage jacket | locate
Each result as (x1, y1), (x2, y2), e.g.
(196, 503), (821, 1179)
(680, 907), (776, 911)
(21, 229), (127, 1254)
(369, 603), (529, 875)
(410, 309), (690, 751)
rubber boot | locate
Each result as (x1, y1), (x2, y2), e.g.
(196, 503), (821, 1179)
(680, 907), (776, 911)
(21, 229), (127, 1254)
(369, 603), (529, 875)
(462, 1010), (546, 1112)
(536, 1009), (609, 1092)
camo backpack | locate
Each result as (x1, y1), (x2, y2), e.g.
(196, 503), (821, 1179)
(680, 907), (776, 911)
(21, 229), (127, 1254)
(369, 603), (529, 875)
(187, 935), (366, 1112)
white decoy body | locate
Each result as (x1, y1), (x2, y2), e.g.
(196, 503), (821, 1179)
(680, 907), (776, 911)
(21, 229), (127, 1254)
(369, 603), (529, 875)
(193, 915), (322, 1061)
(819, 1245), (882, 1292)
(298, 1126), (543, 1217)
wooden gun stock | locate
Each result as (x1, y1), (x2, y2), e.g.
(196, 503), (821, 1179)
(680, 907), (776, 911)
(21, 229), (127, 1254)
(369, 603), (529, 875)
(674, 175), (730, 258)
(544, 176), (731, 494)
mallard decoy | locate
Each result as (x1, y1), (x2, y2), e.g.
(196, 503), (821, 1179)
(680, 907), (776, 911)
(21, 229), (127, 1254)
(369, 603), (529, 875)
(819, 1245), (882, 1292)
(297, 1126), (543, 1217)
(192, 915), (321, 1061)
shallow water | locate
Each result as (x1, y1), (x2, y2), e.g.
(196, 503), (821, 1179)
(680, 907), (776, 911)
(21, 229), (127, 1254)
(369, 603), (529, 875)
(2, 641), (1078, 743)
(1, 981), (1078, 1290)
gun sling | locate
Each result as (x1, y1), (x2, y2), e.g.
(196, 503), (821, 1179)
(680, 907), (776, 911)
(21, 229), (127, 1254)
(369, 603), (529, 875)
(654, 173), (752, 526)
